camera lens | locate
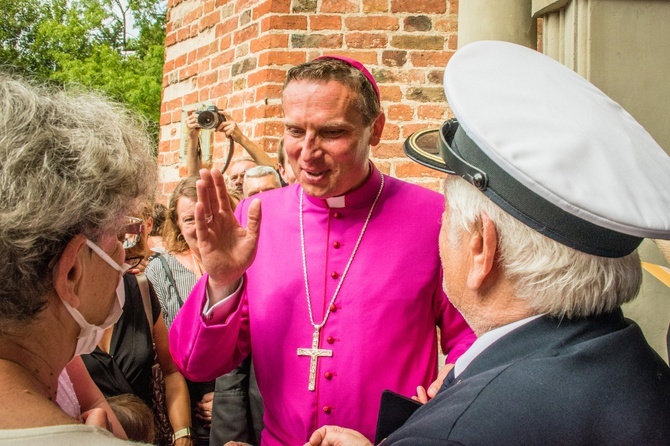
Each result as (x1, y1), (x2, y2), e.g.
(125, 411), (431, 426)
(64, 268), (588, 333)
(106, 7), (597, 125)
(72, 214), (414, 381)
(198, 111), (218, 129)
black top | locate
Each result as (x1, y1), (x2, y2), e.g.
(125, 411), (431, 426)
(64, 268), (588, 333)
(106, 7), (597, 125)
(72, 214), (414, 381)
(384, 309), (670, 446)
(82, 273), (161, 406)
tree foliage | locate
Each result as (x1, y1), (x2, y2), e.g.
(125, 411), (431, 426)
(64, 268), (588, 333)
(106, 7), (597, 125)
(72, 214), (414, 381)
(0, 0), (166, 142)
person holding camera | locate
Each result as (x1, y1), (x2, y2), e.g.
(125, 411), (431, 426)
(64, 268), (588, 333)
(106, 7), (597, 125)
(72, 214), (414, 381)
(186, 109), (274, 183)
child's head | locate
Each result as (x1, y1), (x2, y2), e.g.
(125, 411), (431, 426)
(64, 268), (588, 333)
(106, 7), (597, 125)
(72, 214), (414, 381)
(107, 394), (155, 443)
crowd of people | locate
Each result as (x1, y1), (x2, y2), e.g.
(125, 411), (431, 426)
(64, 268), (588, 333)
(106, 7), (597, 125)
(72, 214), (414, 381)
(1, 39), (669, 446)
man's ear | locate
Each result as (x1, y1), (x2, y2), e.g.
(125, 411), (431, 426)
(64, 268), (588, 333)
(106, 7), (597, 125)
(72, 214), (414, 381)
(52, 234), (88, 308)
(369, 112), (386, 147)
(466, 211), (498, 290)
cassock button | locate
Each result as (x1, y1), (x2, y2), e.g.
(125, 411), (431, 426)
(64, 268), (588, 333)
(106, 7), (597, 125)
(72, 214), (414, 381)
(332, 241), (341, 249)
(331, 271), (339, 279)
(323, 406), (332, 414)
(329, 304), (337, 312)
(327, 336), (335, 344)
(324, 371), (333, 380)
(332, 212), (341, 219)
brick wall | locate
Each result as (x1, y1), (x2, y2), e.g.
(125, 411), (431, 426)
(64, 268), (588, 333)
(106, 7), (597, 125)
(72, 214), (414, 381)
(159, 0), (459, 202)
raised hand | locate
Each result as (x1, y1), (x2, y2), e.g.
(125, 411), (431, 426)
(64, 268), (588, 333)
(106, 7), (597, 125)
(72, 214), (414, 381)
(195, 168), (261, 303)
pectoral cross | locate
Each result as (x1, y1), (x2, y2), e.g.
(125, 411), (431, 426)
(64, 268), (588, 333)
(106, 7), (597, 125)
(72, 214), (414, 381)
(297, 328), (332, 391)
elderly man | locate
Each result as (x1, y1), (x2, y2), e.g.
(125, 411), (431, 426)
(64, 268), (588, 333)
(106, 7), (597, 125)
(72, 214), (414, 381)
(169, 56), (475, 445)
(306, 41), (670, 446)
(242, 165), (282, 198)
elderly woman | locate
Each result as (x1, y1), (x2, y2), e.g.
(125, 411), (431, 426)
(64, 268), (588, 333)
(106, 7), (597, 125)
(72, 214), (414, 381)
(0, 74), (156, 443)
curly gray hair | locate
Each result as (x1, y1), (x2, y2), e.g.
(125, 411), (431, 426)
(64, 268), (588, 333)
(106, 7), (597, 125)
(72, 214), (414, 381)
(0, 74), (157, 325)
(444, 175), (642, 319)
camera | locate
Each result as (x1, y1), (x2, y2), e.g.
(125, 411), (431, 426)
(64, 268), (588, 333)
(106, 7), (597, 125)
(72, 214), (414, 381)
(196, 105), (226, 130)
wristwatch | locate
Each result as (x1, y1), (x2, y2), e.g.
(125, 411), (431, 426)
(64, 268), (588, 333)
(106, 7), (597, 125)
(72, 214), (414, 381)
(173, 426), (192, 442)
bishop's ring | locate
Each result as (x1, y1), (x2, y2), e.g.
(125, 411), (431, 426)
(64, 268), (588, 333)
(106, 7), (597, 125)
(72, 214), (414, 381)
(205, 214), (213, 225)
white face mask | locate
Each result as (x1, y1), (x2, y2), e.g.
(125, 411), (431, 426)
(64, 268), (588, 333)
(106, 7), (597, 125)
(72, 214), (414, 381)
(60, 239), (129, 356)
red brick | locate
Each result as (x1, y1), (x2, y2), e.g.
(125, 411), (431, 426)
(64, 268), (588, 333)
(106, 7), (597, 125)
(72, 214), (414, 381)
(434, 17), (458, 33)
(254, 121), (284, 137)
(198, 71), (218, 87)
(394, 160), (441, 178)
(391, 0), (446, 14)
(177, 27), (191, 42)
(345, 33), (388, 49)
(380, 85), (402, 102)
(401, 123), (436, 139)
(387, 104), (414, 121)
(322, 0), (360, 13)
(372, 141), (405, 158)
(448, 0), (458, 14)
(216, 17), (238, 37)
(409, 51), (452, 68)
(248, 68), (287, 86)
(165, 31), (178, 47)
(185, 6), (203, 25)
(269, 0), (291, 13)
(417, 105), (447, 120)
(380, 122), (400, 140)
(196, 41), (218, 60)
(310, 15), (342, 31)
(255, 84), (284, 101)
(183, 91), (200, 104)
(363, 0), (388, 13)
(345, 16), (399, 31)
(374, 160), (392, 176)
(234, 23), (260, 45)
(200, 10), (220, 31)
(258, 51), (307, 67)
(261, 15), (308, 32)
(250, 34), (290, 53)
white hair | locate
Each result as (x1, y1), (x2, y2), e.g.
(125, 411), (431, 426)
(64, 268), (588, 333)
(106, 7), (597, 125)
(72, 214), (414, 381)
(444, 176), (642, 318)
(244, 165), (281, 183)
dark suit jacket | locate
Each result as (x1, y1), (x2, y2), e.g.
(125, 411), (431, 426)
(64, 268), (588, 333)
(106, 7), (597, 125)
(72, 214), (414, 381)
(385, 309), (670, 445)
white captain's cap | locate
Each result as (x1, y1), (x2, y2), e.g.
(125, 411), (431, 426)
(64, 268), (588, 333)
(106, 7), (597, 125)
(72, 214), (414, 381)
(404, 40), (670, 258)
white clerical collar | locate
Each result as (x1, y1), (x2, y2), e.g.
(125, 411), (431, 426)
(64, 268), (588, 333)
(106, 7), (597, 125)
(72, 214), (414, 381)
(453, 314), (544, 378)
(303, 162), (383, 209)
(325, 195), (346, 208)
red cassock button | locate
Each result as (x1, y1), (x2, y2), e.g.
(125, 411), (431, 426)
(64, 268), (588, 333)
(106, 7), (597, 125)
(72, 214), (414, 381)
(331, 271), (339, 279)
(324, 371), (333, 380)
(323, 406), (332, 414)
(330, 304), (337, 312)
(327, 336), (335, 344)
(333, 212), (341, 219)
(332, 241), (341, 249)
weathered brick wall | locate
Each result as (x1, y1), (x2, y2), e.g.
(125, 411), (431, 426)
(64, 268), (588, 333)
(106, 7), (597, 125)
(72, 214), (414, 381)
(159, 0), (459, 202)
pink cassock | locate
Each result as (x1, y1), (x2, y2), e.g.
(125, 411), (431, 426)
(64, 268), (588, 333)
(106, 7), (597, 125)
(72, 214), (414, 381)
(170, 165), (476, 445)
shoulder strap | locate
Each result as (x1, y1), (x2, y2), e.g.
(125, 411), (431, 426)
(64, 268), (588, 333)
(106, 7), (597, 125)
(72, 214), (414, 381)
(136, 273), (154, 340)
(157, 254), (184, 306)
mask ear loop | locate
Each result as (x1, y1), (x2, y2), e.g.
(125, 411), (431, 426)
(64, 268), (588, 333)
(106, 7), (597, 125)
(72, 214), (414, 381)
(85, 239), (130, 274)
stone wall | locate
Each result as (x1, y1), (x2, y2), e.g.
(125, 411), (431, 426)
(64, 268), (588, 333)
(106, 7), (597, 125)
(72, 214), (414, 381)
(158, 0), (460, 201)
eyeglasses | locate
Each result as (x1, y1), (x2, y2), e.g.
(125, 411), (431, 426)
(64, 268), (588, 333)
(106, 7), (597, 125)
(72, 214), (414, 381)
(118, 216), (143, 249)
(124, 255), (144, 269)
